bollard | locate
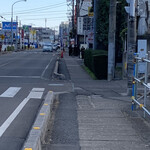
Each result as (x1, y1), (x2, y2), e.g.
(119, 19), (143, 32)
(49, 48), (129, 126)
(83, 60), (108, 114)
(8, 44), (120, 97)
(61, 51), (63, 58)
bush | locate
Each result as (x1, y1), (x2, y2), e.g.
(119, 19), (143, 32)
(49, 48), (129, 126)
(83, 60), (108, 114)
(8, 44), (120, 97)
(7, 46), (11, 51)
(7, 46), (14, 51)
(93, 54), (108, 79)
(84, 49), (108, 79)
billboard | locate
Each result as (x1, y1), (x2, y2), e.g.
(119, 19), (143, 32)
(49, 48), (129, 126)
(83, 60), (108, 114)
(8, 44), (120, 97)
(79, 0), (92, 16)
(2, 22), (17, 30)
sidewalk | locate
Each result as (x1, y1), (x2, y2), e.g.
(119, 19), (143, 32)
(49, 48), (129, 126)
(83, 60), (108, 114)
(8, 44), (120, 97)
(63, 52), (150, 150)
(44, 51), (150, 150)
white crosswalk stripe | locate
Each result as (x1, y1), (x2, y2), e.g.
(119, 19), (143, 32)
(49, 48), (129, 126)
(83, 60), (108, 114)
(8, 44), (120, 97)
(0, 87), (21, 98)
(0, 87), (45, 98)
(27, 88), (45, 99)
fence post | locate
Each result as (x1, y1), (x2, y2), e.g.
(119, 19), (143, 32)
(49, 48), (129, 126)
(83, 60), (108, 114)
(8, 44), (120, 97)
(144, 54), (148, 117)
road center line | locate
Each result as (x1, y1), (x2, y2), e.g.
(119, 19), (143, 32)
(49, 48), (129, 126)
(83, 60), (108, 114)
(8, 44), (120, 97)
(41, 55), (55, 78)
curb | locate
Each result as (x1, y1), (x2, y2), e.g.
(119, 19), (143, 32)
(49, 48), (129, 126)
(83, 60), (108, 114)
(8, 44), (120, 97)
(22, 91), (54, 150)
(53, 57), (65, 80)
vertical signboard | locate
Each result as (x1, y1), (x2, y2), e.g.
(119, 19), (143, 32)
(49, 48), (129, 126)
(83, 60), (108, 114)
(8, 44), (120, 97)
(77, 17), (83, 35)
(138, 39), (147, 73)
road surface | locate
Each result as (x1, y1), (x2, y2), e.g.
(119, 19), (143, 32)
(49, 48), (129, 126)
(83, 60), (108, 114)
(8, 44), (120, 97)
(0, 49), (57, 150)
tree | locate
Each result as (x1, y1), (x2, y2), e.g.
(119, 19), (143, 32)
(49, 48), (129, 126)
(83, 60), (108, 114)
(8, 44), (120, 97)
(92, 0), (127, 54)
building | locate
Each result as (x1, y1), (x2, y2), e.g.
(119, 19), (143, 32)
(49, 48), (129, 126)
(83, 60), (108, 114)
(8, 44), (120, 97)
(59, 22), (70, 47)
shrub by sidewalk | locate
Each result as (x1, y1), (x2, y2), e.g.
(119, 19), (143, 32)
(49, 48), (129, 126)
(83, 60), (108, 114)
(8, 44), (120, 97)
(84, 49), (108, 79)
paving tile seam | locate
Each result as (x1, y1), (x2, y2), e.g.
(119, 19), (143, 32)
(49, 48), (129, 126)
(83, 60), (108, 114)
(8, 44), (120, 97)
(79, 139), (141, 142)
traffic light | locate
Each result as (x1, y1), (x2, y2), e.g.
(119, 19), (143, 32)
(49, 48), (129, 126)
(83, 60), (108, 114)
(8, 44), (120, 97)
(125, 0), (135, 17)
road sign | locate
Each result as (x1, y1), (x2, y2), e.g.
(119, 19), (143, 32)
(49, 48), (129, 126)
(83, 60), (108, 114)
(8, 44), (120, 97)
(0, 35), (5, 40)
(88, 7), (94, 17)
(1, 35), (5, 40)
(2, 22), (17, 30)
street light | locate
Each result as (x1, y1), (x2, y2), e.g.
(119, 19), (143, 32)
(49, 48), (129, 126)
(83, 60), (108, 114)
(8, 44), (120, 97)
(11, 0), (27, 46)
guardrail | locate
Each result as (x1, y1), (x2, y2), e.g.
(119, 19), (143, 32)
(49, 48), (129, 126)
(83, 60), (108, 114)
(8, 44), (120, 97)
(132, 53), (150, 117)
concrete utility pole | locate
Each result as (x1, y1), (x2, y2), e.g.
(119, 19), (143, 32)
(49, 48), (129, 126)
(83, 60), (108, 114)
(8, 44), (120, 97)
(45, 18), (47, 28)
(15, 16), (18, 51)
(108, 0), (116, 81)
(72, 0), (75, 37)
(125, 0), (137, 95)
(76, 0), (80, 45)
(93, 0), (98, 50)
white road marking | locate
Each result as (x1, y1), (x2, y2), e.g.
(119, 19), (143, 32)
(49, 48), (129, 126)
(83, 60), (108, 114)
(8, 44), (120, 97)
(0, 87), (21, 98)
(0, 98), (29, 137)
(32, 88), (45, 92)
(48, 84), (64, 86)
(0, 76), (40, 79)
(0, 62), (11, 68)
(27, 92), (43, 99)
(0, 87), (44, 137)
(41, 55), (55, 78)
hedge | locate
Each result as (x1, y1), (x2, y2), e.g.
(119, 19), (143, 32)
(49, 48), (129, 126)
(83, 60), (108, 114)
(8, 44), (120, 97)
(84, 49), (108, 79)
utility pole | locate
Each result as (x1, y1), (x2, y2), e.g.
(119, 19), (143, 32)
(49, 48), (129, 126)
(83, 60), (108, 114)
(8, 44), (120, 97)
(76, 0), (80, 45)
(72, 0), (75, 37)
(15, 16), (18, 51)
(45, 18), (47, 28)
(108, 0), (116, 81)
(125, 0), (137, 95)
(93, 0), (98, 50)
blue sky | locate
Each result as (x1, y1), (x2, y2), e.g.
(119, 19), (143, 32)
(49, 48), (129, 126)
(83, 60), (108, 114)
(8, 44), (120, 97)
(0, 0), (69, 30)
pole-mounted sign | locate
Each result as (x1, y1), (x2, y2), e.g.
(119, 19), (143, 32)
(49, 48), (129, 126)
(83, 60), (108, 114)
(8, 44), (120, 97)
(125, 0), (136, 17)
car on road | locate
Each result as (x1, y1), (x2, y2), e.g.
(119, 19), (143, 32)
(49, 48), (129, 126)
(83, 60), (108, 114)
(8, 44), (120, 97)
(43, 44), (53, 52)
(52, 44), (58, 51)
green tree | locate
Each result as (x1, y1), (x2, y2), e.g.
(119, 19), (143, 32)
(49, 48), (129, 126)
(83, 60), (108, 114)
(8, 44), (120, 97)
(92, 0), (127, 62)
(116, 0), (127, 62)
(96, 0), (110, 50)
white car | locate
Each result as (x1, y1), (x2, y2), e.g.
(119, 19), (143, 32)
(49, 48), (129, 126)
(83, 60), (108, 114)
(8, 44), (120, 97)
(52, 44), (58, 51)
(43, 44), (53, 52)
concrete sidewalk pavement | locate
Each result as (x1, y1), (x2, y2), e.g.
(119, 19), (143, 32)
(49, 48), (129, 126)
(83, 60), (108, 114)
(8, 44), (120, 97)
(62, 52), (150, 150)
(42, 51), (150, 150)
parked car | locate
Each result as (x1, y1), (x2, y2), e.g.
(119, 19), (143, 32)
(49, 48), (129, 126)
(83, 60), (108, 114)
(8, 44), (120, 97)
(52, 44), (58, 51)
(43, 44), (53, 52)
(57, 44), (60, 49)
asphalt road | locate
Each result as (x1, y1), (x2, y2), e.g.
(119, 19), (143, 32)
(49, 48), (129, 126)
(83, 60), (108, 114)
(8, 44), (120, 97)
(0, 49), (58, 150)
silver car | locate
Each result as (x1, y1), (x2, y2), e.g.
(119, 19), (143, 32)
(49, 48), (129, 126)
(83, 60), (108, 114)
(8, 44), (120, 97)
(43, 44), (53, 52)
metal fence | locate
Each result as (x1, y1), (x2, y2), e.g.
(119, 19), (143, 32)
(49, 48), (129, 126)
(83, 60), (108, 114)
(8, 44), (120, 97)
(132, 53), (150, 117)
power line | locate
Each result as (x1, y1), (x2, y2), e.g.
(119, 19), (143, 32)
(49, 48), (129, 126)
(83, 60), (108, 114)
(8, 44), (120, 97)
(18, 11), (67, 17)
(1, 2), (66, 16)
(16, 4), (66, 14)
(22, 16), (67, 21)
(3, 10), (67, 17)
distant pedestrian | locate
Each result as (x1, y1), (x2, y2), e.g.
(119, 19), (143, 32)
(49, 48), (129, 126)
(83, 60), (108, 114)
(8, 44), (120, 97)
(81, 46), (85, 59)
(69, 44), (72, 56)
